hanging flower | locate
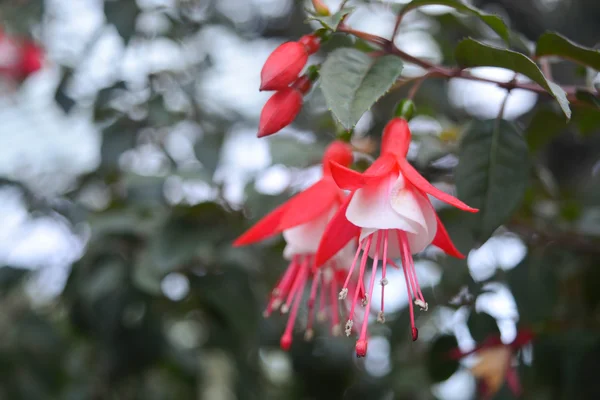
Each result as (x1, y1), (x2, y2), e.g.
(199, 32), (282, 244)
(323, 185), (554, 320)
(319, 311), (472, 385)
(260, 34), (320, 91)
(449, 329), (534, 398)
(258, 75), (312, 138)
(315, 117), (478, 356)
(234, 141), (360, 349)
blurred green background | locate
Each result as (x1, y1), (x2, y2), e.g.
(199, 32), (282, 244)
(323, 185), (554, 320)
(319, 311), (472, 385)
(0, 0), (600, 399)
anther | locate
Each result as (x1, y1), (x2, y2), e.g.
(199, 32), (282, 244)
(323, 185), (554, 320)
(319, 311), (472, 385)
(331, 324), (341, 337)
(345, 319), (354, 336)
(304, 329), (314, 341)
(415, 299), (428, 311)
(377, 311), (385, 323)
(338, 288), (348, 300)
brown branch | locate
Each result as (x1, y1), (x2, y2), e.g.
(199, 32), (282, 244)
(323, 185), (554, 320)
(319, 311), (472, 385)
(336, 25), (594, 102)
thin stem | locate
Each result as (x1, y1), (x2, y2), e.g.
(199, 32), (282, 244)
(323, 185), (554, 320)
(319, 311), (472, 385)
(336, 25), (594, 100)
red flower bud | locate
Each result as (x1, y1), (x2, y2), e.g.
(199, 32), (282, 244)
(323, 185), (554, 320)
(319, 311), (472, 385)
(260, 42), (308, 91)
(298, 34), (320, 55)
(19, 42), (43, 78)
(258, 87), (303, 138)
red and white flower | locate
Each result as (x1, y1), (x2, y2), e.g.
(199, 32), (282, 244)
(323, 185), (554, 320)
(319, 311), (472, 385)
(233, 141), (362, 349)
(315, 117), (478, 356)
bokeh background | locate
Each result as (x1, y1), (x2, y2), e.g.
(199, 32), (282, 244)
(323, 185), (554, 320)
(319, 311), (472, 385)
(1, 0), (600, 399)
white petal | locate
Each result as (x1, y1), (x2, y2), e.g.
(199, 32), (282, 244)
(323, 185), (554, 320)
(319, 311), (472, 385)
(346, 173), (417, 233)
(390, 177), (427, 231)
(405, 190), (438, 253)
(283, 205), (336, 255)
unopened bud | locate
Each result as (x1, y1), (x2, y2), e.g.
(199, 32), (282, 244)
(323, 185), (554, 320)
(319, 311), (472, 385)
(312, 0), (330, 16)
(258, 87), (303, 138)
(394, 99), (416, 121)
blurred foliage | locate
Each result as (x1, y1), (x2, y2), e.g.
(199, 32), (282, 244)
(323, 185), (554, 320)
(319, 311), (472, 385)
(0, 0), (600, 399)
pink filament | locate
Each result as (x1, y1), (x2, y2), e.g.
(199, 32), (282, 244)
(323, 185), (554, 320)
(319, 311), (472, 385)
(283, 256), (309, 311)
(398, 230), (417, 339)
(281, 262), (309, 348)
(380, 229), (389, 316)
(358, 232), (381, 345)
(348, 235), (372, 321)
(305, 266), (320, 333)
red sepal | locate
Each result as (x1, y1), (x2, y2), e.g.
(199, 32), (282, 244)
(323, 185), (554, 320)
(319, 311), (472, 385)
(431, 212), (464, 259)
(233, 202), (288, 246)
(278, 179), (339, 231)
(399, 158), (478, 213)
(315, 193), (360, 267)
(233, 179), (339, 246)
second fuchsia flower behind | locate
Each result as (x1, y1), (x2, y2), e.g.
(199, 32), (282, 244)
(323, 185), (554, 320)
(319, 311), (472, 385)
(315, 117), (479, 357)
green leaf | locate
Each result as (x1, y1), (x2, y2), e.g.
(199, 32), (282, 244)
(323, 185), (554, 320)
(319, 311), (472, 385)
(455, 38), (571, 119)
(467, 311), (500, 343)
(525, 108), (566, 152)
(306, 7), (353, 31)
(54, 68), (75, 114)
(104, 0), (139, 44)
(456, 120), (530, 242)
(195, 132), (225, 177)
(269, 136), (324, 168)
(427, 335), (460, 382)
(397, 0), (509, 43)
(572, 105), (600, 136)
(320, 48), (403, 129)
(536, 32), (600, 70)
(0, 266), (29, 294)
(507, 249), (558, 325)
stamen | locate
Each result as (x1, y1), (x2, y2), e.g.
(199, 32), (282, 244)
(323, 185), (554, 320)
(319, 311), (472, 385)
(356, 231), (381, 356)
(305, 266), (320, 335)
(341, 237), (365, 295)
(398, 230), (417, 341)
(347, 236), (372, 325)
(282, 256), (309, 313)
(329, 269), (340, 336)
(398, 230), (426, 305)
(317, 272), (326, 322)
(304, 329), (314, 341)
(381, 229), (389, 319)
(377, 311), (385, 323)
(344, 319), (353, 337)
(338, 288), (348, 300)
(280, 263), (309, 351)
(275, 255), (300, 298)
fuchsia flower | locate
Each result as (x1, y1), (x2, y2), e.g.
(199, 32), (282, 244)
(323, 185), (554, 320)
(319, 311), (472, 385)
(315, 117), (478, 356)
(260, 34), (320, 91)
(234, 141), (363, 350)
(0, 32), (43, 81)
(258, 75), (312, 138)
(449, 329), (534, 398)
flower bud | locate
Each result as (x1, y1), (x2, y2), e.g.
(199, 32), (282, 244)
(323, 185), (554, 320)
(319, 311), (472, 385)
(298, 34), (320, 55)
(312, 0), (330, 16)
(18, 42), (43, 78)
(394, 99), (416, 121)
(260, 42), (308, 91)
(258, 87), (303, 138)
